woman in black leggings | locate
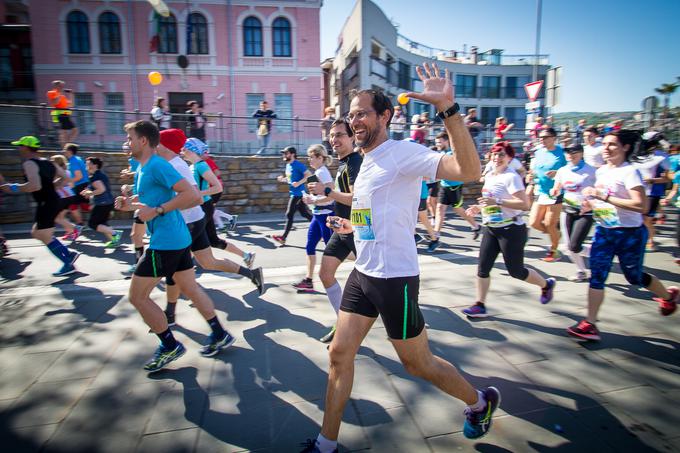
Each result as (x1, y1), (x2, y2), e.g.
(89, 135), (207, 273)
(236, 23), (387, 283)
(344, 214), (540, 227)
(462, 141), (556, 318)
(551, 144), (597, 282)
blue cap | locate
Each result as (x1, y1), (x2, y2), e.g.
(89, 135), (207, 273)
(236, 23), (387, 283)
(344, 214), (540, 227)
(183, 137), (208, 156)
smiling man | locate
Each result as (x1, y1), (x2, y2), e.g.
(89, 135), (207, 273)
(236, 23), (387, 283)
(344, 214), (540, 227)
(300, 63), (500, 453)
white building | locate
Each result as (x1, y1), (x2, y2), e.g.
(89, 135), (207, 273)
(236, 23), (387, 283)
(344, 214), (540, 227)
(328, 0), (552, 134)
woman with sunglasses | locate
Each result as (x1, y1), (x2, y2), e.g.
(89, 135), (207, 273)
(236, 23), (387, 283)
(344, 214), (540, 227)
(462, 141), (556, 318)
(567, 130), (678, 341)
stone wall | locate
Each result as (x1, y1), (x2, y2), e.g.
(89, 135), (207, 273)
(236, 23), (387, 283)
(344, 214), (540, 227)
(0, 149), (483, 224)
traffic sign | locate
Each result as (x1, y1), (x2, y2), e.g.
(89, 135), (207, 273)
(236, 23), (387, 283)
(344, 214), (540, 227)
(524, 80), (544, 102)
(525, 101), (540, 111)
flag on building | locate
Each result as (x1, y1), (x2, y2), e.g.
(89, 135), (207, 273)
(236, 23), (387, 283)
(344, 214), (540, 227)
(149, 12), (161, 53)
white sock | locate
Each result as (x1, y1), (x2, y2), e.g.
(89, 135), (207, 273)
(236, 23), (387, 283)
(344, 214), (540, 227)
(316, 433), (337, 453)
(469, 390), (486, 412)
(326, 281), (343, 314)
(567, 250), (586, 273)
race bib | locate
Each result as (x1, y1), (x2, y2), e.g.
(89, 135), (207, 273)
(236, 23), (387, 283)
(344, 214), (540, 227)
(591, 200), (621, 228)
(351, 196), (375, 241)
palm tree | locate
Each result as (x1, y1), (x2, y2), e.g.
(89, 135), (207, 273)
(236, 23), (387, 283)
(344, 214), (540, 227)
(655, 82), (678, 117)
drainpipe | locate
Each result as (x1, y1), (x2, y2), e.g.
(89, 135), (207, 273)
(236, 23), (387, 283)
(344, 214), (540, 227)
(226, 0), (236, 150)
(127, 0), (139, 110)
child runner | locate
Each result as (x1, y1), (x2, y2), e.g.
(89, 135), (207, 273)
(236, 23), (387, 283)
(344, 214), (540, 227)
(80, 157), (123, 248)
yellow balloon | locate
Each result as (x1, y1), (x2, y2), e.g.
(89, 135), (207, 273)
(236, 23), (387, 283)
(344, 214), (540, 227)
(148, 71), (163, 86)
(397, 92), (409, 105)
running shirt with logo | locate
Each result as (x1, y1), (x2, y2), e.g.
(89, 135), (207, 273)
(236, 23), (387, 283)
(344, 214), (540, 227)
(286, 160), (307, 197)
(591, 163), (644, 228)
(89, 169), (114, 205)
(632, 151), (670, 196)
(584, 144), (604, 168)
(351, 140), (443, 278)
(439, 150), (463, 188)
(169, 156), (205, 224)
(480, 168), (525, 227)
(530, 145), (566, 196)
(334, 152), (363, 219)
(68, 155), (89, 185)
(553, 161), (596, 213)
(136, 154), (191, 250)
(192, 160), (213, 203)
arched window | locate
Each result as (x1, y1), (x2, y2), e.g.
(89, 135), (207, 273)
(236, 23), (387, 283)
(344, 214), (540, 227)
(243, 16), (262, 57)
(158, 13), (177, 53)
(187, 12), (208, 54)
(272, 17), (291, 57)
(66, 10), (90, 54)
(98, 12), (121, 54)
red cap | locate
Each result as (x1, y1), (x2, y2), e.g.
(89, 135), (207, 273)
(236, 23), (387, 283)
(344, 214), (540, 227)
(159, 128), (186, 154)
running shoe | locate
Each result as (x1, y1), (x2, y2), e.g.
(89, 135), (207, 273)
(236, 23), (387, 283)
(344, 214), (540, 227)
(105, 230), (123, 248)
(566, 319), (601, 341)
(293, 277), (314, 292)
(228, 215), (239, 231)
(463, 386), (501, 439)
(165, 312), (176, 327)
(541, 249), (562, 262)
(653, 286), (679, 316)
(414, 233), (424, 244)
(540, 278), (556, 304)
(271, 234), (286, 246)
(320, 325), (336, 343)
(645, 243), (657, 252)
(124, 263), (137, 275)
(472, 225), (482, 240)
(200, 331), (236, 357)
(251, 267), (264, 295)
(143, 342), (186, 373)
(53, 262), (76, 277)
(0, 238), (8, 257)
(299, 439), (337, 453)
(243, 251), (256, 268)
(568, 271), (588, 282)
(426, 239), (441, 253)
(71, 225), (82, 241)
(462, 302), (488, 318)
(60, 230), (75, 241)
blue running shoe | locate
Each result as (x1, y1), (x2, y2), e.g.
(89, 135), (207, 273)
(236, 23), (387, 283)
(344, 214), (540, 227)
(200, 331), (236, 357)
(143, 342), (186, 373)
(540, 277), (556, 304)
(427, 239), (440, 253)
(463, 386), (501, 439)
(462, 302), (488, 318)
(53, 262), (76, 277)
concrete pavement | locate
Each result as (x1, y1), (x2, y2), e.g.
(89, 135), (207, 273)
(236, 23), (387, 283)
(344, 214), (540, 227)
(0, 213), (679, 452)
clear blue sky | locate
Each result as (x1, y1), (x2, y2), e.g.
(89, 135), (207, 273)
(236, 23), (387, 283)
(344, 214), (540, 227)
(320, 0), (680, 112)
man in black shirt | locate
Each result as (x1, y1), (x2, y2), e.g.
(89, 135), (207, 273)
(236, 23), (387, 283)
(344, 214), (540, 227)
(185, 100), (207, 141)
(309, 119), (362, 343)
(252, 100), (277, 155)
(1, 136), (79, 276)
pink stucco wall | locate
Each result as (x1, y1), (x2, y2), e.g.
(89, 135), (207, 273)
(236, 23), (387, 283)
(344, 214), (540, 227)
(29, 0), (323, 151)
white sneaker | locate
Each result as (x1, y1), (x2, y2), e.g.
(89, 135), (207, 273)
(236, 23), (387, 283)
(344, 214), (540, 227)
(568, 271), (588, 282)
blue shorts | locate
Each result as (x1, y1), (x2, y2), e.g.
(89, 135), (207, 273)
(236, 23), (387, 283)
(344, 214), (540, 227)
(589, 225), (648, 290)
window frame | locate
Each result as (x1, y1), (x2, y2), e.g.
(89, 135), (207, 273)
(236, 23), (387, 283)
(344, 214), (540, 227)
(98, 11), (122, 55)
(272, 17), (292, 57)
(66, 10), (91, 54)
(187, 12), (209, 55)
(243, 16), (263, 57)
(158, 13), (178, 54)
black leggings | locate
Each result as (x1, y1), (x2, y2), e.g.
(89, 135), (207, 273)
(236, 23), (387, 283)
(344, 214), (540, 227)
(478, 223), (530, 280)
(200, 200), (227, 249)
(561, 210), (593, 253)
(283, 195), (312, 239)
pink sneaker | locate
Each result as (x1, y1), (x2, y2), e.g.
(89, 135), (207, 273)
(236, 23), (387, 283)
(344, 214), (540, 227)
(653, 286), (678, 316)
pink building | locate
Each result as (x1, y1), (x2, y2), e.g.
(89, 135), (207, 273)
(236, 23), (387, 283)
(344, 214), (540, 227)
(26, 0), (324, 153)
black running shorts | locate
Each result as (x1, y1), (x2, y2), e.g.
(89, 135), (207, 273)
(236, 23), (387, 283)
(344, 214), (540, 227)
(322, 232), (356, 262)
(427, 182), (440, 198)
(58, 114), (75, 130)
(341, 269), (424, 340)
(418, 198), (427, 212)
(438, 185), (464, 208)
(35, 201), (59, 230)
(187, 216), (210, 252)
(134, 247), (193, 279)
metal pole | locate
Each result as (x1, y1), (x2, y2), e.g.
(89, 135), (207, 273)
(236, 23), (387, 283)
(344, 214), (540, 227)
(532, 0), (542, 82)
(127, 0), (139, 110)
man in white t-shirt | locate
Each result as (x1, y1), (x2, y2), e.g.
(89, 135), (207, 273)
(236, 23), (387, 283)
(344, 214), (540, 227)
(583, 126), (604, 168)
(301, 63), (500, 453)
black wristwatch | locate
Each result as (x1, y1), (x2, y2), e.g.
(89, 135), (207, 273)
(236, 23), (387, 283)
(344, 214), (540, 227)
(324, 187), (332, 197)
(436, 103), (460, 120)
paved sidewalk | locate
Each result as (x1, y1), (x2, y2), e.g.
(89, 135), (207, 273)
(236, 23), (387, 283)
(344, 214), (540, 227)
(0, 215), (679, 452)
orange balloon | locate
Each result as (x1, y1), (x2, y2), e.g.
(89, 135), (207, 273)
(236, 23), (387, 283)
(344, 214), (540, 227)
(148, 71), (163, 86)
(397, 92), (409, 105)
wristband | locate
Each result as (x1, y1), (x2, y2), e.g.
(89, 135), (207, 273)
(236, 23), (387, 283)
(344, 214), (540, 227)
(9, 183), (19, 193)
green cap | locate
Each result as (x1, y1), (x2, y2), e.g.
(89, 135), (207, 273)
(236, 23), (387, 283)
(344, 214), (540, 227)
(11, 136), (41, 148)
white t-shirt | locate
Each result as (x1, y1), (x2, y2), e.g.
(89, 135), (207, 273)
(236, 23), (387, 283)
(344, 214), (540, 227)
(480, 168), (526, 227)
(591, 163), (644, 228)
(169, 156), (205, 224)
(584, 144), (604, 168)
(310, 165), (334, 215)
(351, 139), (443, 278)
(632, 151), (670, 195)
(483, 158), (523, 176)
(554, 162), (596, 211)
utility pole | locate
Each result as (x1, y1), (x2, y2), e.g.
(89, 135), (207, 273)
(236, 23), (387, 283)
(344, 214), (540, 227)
(532, 0), (542, 82)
